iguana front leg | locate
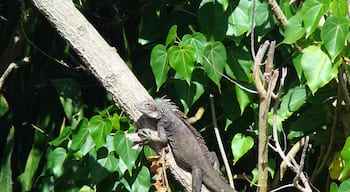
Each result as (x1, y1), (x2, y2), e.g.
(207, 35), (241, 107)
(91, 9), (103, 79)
(157, 119), (169, 145)
(137, 119), (169, 146)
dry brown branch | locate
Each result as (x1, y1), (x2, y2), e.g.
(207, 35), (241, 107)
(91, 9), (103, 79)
(30, 0), (208, 191)
(253, 40), (276, 192)
(270, 70), (312, 192)
(267, 0), (287, 28)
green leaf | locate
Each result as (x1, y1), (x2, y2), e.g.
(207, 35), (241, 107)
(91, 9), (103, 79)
(301, 0), (330, 37)
(90, 151), (109, 184)
(293, 53), (303, 81)
(341, 137), (350, 161)
(114, 131), (141, 174)
(300, 45), (336, 94)
(80, 135), (95, 156)
(174, 80), (204, 114)
(225, 46), (253, 83)
(143, 145), (157, 158)
(168, 45), (196, 83)
(283, 13), (305, 44)
(49, 126), (71, 146)
(202, 41), (227, 89)
(131, 166), (151, 192)
(182, 33), (207, 63)
(71, 118), (89, 151)
(0, 127), (14, 192)
(217, 0), (229, 10)
(165, 25), (177, 47)
(47, 147), (67, 177)
(89, 115), (113, 149)
(231, 133), (254, 165)
(198, 2), (227, 40)
(98, 152), (119, 172)
(278, 85), (307, 120)
(227, 0), (253, 36)
(329, 182), (338, 192)
(251, 168), (258, 185)
(330, 0), (349, 17)
(150, 44), (169, 91)
(321, 16), (350, 61)
(0, 94), (9, 116)
(111, 113), (120, 130)
(51, 78), (83, 125)
(18, 145), (42, 190)
(254, 2), (269, 27)
(339, 178), (350, 192)
(235, 86), (252, 115)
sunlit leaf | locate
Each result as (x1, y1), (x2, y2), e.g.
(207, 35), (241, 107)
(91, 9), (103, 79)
(202, 41), (227, 89)
(338, 178), (350, 192)
(329, 182), (339, 192)
(301, 0), (330, 37)
(165, 25), (177, 47)
(321, 16), (350, 61)
(131, 166), (151, 192)
(71, 118), (89, 151)
(114, 131), (141, 174)
(150, 44), (169, 91)
(300, 45), (336, 94)
(182, 33), (207, 63)
(278, 85), (307, 120)
(330, 0), (349, 17)
(231, 133), (254, 165)
(47, 147), (66, 178)
(235, 86), (252, 115)
(168, 45), (196, 83)
(341, 137), (350, 161)
(89, 115), (113, 149)
(283, 13), (305, 44)
(227, 0), (253, 36)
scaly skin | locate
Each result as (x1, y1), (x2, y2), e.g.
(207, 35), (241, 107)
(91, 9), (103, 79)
(137, 98), (234, 192)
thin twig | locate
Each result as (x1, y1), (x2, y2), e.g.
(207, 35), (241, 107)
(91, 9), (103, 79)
(0, 63), (18, 90)
(251, 0), (256, 59)
(270, 71), (312, 192)
(202, 56), (258, 94)
(209, 94), (235, 190)
(270, 183), (295, 192)
(253, 41), (270, 98)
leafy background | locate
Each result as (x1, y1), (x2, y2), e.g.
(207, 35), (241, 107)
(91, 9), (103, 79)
(0, 0), (350, 191)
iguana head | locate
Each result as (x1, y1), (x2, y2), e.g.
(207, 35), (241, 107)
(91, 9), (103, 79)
(137, 98), (178, 119)
(136, 100), (162, 119)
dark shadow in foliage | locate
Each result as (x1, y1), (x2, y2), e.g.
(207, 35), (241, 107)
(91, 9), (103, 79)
(198, 3), (228, 41)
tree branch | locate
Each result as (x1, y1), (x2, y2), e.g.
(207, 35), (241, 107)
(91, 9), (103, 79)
(30, 0), (203, 191)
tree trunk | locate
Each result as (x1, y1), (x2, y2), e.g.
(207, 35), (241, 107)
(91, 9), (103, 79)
(30, 0), (209, 191)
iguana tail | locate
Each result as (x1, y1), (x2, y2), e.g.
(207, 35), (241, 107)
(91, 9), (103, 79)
(202, 170), (235, 192)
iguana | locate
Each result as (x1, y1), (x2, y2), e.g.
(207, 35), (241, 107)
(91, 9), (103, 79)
(137, 98), (235, 192)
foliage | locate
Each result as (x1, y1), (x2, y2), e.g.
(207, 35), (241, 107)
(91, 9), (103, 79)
(0, 0), (350, 191)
